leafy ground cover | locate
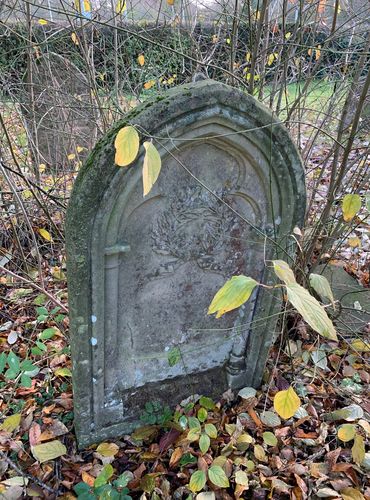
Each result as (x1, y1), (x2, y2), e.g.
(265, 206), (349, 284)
(0, 261), (369, 499)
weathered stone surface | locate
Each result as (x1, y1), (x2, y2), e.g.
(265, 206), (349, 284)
(316, 264), (370, 334)
(66, 80), (306, 446)
(22, 53), (96, 170)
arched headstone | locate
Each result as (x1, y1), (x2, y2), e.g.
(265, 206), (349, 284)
(66, 80), (306, 446)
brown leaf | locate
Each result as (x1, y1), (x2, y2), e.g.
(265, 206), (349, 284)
(29, 423), (41, 447)
(169, 447), (183, 468)
(39, 420), (68, 441)
(326, 447), (341, 470)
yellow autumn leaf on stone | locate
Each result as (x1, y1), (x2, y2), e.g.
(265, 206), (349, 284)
(38, 228), (52, 242)
(338, 424), (356, 442)
(351, 433), (365, 465)
(208, 276), (258, 318)
(96, 442), (119, 457)
(142, 141), (161, 196)
(38, 19), (48, 25)
(114, 126), (140, 167)
(1, 413), (21, 433)
(342, 194), (362, 222)
(144, 80), (155, 90)
(341, 488), (365, 500)
(32, 440), (67, 463)
(274, 386), (301, 419)
(71, 32), (79, 45)
(138, 54), (145, 66)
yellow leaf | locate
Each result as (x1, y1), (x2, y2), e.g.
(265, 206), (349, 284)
(167, 0), (174, 4)
(116, 0), (127, 14)
(144, 80), (155, 90)
(54, 367), (72, 377)
(286, 282), (337, 340)
(96, 442), (119, 457)
(348, 237), (360, 248)
(38, 228), (52, 242)
(273, 260), (296, 284)
(316, 46), (321, 60)
(138, 54), (145, 66)
(338, 424), (356, 442)
(351, 433), (365, 465)
(38, 19), (48, 25)
(0, 413), (21, 433)
(208, 276), (258, 318)
(32, 440), (67, 463)
(273, 387), (301, 419)
(245, 52), (251, 62)
(212, 35), (218, 43)
(71, 32), (79, 45)
(67, 153), (76, 160)
(76, 146), (85, 153)
(39, 163), (46, 173)
(267, 53), (275, 66)
(285, 32), (291, 40)
(342, 194), (362, 222)
(254, 444), (267, 462)
(82, 471), (95, 487)
(341, 488), (365, 500)
(142, 141), (161, 196)
(226, 38), (231, 44)
(114, 126), (140, 167)
(83, 0), (91, 12)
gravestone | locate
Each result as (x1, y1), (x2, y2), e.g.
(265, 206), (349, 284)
(22, 52), (96, 170)
(66, 80), (306, 446)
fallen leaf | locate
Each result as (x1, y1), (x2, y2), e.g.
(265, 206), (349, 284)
(96, 442), (119, 457)
(274, 387), (301, 419)
(32, 440), (67, 463)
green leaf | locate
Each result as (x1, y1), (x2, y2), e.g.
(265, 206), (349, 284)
(0, 413), (22, 432)
(54, 367), (72, 377)
(7, 351), (20, 373)
(309, 274), (335, 308)
(21, 374), (32, 388)
(39, 327), (58, 340)
(114, 471), (134, 488)
(74, 482), (91, 495)
(342, 194), (361, 222)
(36, 340), (47, 352)
(208, 276), (258, 318)
(142, 141), (162, 196)
(140, 474), (156, 493)
(235, 470), (249, 486)
(32, 440), (67, 463)
(188, 416), (201, 431)
(262, 431), (278, 446)
(5, 368), (19, 380)
(187, 428), (200, 442)
(286, 283), (337, 340)
(199, 396), (215, 410)
(273, 387), (301, 419)
(199, 433), (210, 454)
(114, 126), (140, 167)
(167, 347), (181, 367)
(94, 464), (114, 488)
(189, 470), (207, 493)
(208, 465), (229, 488)
(272, 260), (296, 285)
(197, 408), (207, 423)
(0, 352), (6, 374)
(205, 423), (218, 439)
(179, 452), (197, 466)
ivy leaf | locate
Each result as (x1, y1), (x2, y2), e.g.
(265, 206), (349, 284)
(309, 273), (335, 308)
(352, 434), (365, 465)
(21, 374), (32, 388)
(342, 194), (362, 222)
(208, 276), (258, 318)
(338, 424), (356, 442)
(199, 433), (210, 454)
(7, 351), (20, 373)
(189, 470), (207, 493)
(208, 465), (229, 488)
(114, 126), (140, 167)
(0, 413), (21, 433)
(286, 283), (337, 340)
(32, 440), (67, 463)
(272, 260), (296, 284)
(142, 141), (161, 196)
(273, 386), (301, 419)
